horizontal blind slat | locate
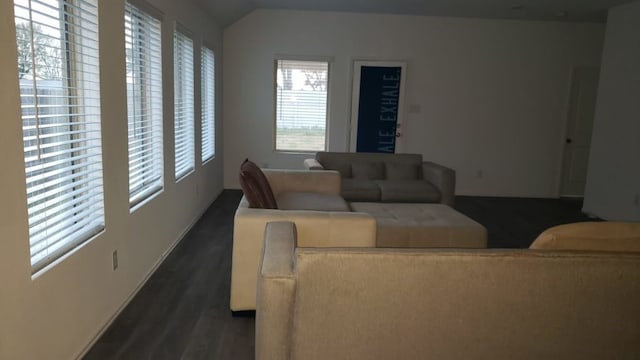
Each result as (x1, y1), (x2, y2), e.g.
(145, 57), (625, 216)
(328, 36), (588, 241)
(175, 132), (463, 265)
(201, 46), (215, 161)
(125, 0), (163, 207)
(174, 29), (194, 179)
(15, 0), (105, 272)
(275, 59), (328, 151)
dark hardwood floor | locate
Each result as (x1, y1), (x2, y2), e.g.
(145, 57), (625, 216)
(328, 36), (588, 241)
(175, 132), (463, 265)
(84, 190), (596, 359)
(455, 195), (597, 248)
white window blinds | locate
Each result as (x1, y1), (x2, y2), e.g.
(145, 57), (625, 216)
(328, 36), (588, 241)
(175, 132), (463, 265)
(173, 29), (194, 179)
(275, 59), (328, 152)
(125, 1), (163, 207)
(201, 46), (215, 162)
(14, 0), (104, 273)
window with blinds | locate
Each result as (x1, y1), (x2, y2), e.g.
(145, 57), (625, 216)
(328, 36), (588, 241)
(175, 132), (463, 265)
(275, 59), (329, 152)
(201, 46), (215, 162)
(14, 0), (104, 273)
(173, 29), (194, 179)
(125, 1), (163, 208)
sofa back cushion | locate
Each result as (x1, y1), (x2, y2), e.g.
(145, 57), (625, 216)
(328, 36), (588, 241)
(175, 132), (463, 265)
(315, 154), (352, 178)
(289, 248), (640, 359)
(239, 159), (278, 209)
(316, 152), (423, 180)
(352, 161), (385, 180)
(385, 162), (419, 180)
(276, 192), (351, 212)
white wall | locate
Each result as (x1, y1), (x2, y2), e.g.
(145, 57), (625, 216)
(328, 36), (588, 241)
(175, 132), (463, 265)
(583, 1), (640, 221)
(223, 10), (604, 196)
(0, 0), (223, 358)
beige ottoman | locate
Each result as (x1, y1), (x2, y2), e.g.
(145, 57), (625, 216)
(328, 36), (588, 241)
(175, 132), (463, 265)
(350, 203), (487, 248)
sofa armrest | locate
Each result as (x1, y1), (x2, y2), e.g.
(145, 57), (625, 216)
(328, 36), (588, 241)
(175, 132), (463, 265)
(256, 222), (297, 360)
(263, 169), (340, 198)
(303, 158), (324, 170)
(231, 204), (376, 310)
(421, 161), (456, 207)
(530, 222), (640, 252)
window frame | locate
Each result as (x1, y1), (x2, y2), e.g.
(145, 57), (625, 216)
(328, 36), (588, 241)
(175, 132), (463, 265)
(273, 57), (331, 153)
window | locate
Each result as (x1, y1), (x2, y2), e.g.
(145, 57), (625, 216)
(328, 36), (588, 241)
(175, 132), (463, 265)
(125, 1), (163, 208)
(14, 0), (104, 272)
(201, 46), (215, 162)
(173, 29), (194, 179)
(275, 59), (329, 152)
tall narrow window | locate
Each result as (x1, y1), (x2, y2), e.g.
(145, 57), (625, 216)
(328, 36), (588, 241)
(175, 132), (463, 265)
(14, 0), (104, 273)
(173, 29), (194, 179)
(125, 1), (163, 208)
(275, 59), (329, 152)
(201, 46), (215, 162)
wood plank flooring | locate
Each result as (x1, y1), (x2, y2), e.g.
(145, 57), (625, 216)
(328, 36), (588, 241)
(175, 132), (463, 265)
(84, 190), (596, 359)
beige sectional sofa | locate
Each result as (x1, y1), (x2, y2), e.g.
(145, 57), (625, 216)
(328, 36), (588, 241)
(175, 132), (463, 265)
(231, 169), (377, 311)
(304, 152), (455, 206)
(256, 221), (640, 360)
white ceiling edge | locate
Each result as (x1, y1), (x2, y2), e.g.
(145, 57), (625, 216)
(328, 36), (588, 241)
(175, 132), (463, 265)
(196, 0), (636, 28)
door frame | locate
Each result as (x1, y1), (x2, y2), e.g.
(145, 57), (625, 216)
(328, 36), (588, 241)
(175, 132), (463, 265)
(348, 60), (407, 153)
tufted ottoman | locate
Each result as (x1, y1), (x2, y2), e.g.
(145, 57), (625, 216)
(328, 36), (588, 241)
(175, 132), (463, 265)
(350, 203), (487, 248)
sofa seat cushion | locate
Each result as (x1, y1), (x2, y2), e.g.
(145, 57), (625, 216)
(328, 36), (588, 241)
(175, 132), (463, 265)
(341, 179), (380, 202)
(530, 222), (640, 252)
(350, 202), (487, 248)
(277, 191), (351, 212)
(375, 180), (441, 203)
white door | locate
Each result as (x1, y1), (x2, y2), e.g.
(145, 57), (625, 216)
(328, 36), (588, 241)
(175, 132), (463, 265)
(560, 67), (600, 197)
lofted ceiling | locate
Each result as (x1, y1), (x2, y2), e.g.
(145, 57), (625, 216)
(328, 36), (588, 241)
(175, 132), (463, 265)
(195, 0), (635, 27)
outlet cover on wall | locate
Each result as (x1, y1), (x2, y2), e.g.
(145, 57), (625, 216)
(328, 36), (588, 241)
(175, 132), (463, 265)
(112, 250), (118, 271)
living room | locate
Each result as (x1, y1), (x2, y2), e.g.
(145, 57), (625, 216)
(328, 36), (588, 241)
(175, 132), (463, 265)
(0, 0), (639, 358)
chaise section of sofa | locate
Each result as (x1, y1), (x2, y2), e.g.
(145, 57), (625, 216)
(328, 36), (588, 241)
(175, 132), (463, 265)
(231, 169), (377, 311)
(256, 221), (640, 360)
(304, 152), (455, 206)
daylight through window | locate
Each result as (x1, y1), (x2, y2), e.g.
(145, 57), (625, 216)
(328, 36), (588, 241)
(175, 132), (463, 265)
(201, 46), (215, 162)
(14, 0), (104, 273)
(173, 29), (194, 179)
(125, 1), (163, 208)
(275, 59), (329, 152)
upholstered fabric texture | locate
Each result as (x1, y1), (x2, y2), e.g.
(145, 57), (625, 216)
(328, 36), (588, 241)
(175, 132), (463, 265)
(341, 179), (380, 202)
(263, 169), (341, 198)
(530, 221), (640, 252)
(375, 179), (441, 203)
(277, 192), (351, 212)
(256, 222), (640, 360)
(255, 222), (297, 360)
(239, 159), (278, 209)
(385, 162), (419, 180)
(351, 161), (385, 180)
(231, 169), (376, 311)
(350, 202), (487, 248)
(306, 152), (456, 206)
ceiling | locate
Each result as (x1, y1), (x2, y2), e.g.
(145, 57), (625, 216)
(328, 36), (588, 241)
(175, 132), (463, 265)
(196, 0), (635, 27)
